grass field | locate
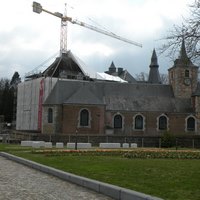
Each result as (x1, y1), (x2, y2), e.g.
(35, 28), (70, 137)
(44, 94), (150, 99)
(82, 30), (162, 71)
(1, 144), (200, 200)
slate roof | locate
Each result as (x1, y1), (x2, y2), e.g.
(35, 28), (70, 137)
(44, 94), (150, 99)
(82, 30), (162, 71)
(105, 61), (137, 83)
(109, 61), (116, 71)
(64, 85), (104, 105)
(44, 79), (193, 113)
(148, 49), (162, 84)
(172, 40), (197, 68)
(118, 70), (137, 83)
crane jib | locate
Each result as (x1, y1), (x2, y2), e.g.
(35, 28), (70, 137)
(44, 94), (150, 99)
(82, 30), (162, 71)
(32, 1), (142, 50)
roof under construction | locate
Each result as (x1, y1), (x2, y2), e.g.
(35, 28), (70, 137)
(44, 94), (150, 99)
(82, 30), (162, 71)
(26, 50), (133, 83)
(26, 51), (90, 80)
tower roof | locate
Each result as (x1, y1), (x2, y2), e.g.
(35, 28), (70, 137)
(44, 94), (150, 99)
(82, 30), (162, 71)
(148, 49), (161, 84)
(107, 61), (117, 74)
(150, 49), (158, 66)
(174, 39), (195, 67)
(179, 39), (188, 60)
(109, 61), (116, 69)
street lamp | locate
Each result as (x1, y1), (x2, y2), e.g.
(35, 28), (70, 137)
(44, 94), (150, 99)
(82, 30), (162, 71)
(75, 129), (78, 150)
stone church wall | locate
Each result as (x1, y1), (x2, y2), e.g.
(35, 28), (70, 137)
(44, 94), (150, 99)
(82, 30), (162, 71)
(42, 105), (62, 134)
(62, 104), (105, 134)
(42, 104), (197, 135)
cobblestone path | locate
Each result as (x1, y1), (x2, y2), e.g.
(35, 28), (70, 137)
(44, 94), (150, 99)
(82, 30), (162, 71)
(0, 156), (113, 200)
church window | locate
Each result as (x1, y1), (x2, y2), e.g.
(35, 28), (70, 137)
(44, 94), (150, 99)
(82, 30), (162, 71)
(80, 109), (89, 126)
(134, 115), (144, 130)
(48, 108), (53, 123)
(114, 114), (123, 129)
(187, 117), (195, 131)
(158, 115), (167, 130)
(185, 70), (190, 78)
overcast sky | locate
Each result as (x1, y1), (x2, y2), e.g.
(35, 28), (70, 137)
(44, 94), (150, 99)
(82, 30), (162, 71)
(0, 0), (192, 79)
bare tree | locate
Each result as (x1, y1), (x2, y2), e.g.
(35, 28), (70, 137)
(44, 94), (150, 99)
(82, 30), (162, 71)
(135, 72), (148, 82)
(135, 72), (168, 84)
(160, 73), (169, 84)
(160, 0), (200, 62)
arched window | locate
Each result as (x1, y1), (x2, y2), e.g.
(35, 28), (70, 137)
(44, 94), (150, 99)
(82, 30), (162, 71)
(185, 70), (189, 78)
(158, 115), (167, 130)
(135, 115), (144, 130)
(48, 108), (53, 123)
(114, 114), (122, 129)
(80, 109), (89, 126)
(187, 117), (195, 131)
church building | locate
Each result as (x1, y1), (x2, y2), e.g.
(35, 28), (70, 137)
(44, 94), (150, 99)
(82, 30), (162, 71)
(16, 41), (200, 135)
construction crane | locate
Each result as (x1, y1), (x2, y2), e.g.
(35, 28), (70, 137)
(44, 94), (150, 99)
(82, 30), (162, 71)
(32, 1), (142, 55)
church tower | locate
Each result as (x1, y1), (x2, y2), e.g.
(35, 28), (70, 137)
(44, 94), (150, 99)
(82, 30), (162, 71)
(168, 40), (198, 98)
(108, 61), (116, 74)
(148, 49), (161, 84)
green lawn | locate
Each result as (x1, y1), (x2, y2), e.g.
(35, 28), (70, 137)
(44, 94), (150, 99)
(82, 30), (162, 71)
(1, 144), (200, 200)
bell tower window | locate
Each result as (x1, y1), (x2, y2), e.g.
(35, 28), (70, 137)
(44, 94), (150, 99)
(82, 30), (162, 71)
(185, 70), (189, 78)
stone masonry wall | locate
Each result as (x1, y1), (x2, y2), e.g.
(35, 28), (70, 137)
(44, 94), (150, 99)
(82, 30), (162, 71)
(106, 111), (194, 135)
(169, 67), (198, 99)
(62, 104), (105, 134)
(42, 105), (62, 134)
(42, 105), (198, 135)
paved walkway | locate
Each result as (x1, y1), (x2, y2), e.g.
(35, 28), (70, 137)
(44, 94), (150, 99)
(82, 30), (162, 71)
(0, 156), (113, 200)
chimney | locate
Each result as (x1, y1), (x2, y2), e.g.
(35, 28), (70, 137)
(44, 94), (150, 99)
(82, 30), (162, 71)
(118, 67), (123, 75)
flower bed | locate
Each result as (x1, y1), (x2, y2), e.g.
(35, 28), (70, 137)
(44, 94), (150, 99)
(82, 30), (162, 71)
(32, 148), (200, 159)
(32, 149), (125, 157)
(122, 149), (200, 159)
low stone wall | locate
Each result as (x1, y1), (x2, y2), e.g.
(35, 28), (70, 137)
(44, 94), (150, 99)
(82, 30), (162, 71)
(99, 143), (121, 148)
(15, 132), (200, 148)
(33, 134), (162, 147)
(21, 141), (139, 149)
(67, 143), (92, 149)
